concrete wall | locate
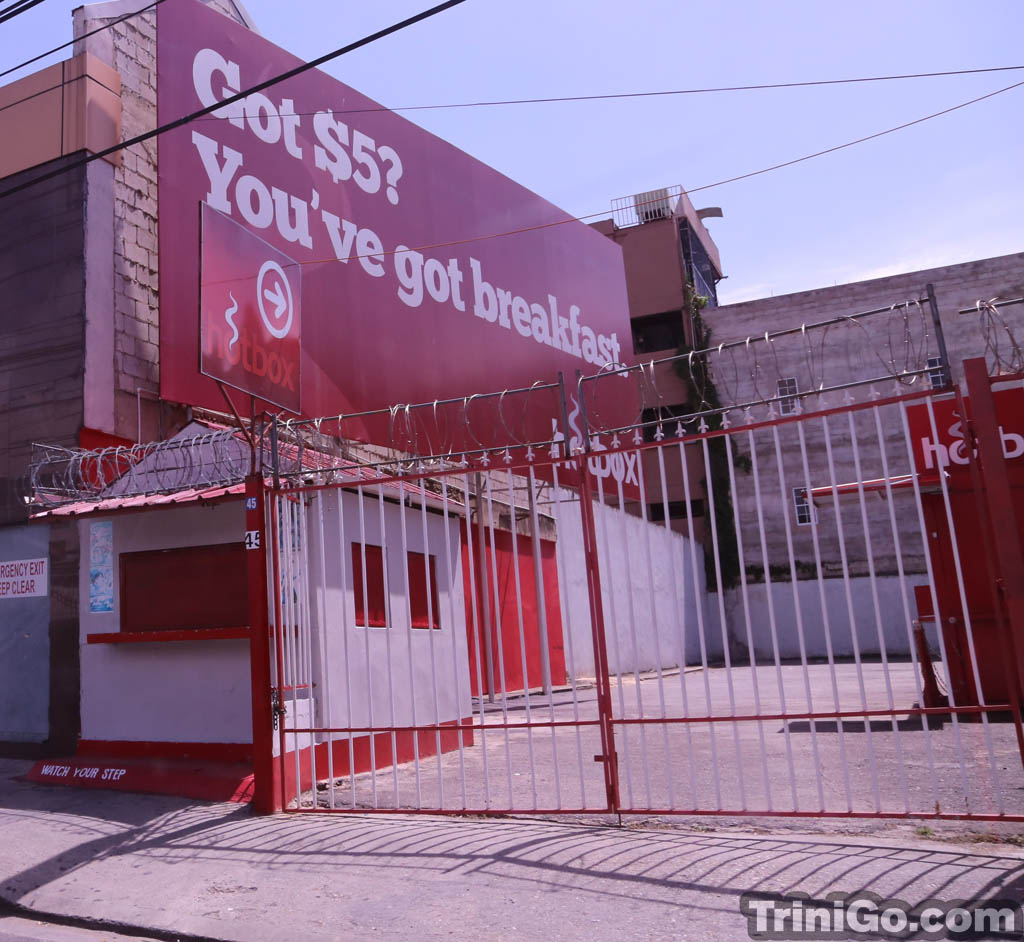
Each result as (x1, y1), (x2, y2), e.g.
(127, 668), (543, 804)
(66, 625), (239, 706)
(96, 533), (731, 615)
(78, 500), (252, 745)
(73, 0), (255, 441)
(710, 251), (1024, 578)
(554, 489), (717, 677)
(707, 575), (939, 663)
(305, 491), (473, 736)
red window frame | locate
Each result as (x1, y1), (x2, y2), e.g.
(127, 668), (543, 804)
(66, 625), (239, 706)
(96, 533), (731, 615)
(407, 551), (440, 630)
(352, 543), (388, 628)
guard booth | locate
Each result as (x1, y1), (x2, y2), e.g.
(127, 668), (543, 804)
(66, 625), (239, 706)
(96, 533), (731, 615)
(905, 379), (1024, 709)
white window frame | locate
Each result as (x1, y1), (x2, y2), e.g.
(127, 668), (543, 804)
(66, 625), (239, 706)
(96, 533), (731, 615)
(926, 355), (946, 390)
(792, 486), (815, 526)
(777, 377), (799, 416)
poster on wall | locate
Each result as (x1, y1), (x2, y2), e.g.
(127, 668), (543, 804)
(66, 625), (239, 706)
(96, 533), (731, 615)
(157, 0), (638, 474)
(89, 521), (114, 614)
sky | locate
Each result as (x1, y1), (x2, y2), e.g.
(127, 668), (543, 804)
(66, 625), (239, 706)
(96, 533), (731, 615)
(1, 0), (1021, 305)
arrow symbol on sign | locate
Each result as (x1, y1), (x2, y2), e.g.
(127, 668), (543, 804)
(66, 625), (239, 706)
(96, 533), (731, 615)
(263, 281), (288, 321)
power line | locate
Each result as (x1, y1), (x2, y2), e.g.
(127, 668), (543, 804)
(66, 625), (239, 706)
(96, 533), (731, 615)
(227, 77), (1024, 268)
(0, 0), (471, 201)
(0, 0), (164, 81)
(192, 63), (1024, 119)
(0, 0), (47, 26)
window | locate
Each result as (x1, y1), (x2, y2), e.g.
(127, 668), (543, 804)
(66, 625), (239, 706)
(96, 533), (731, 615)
(407, 551), (441, 630)
(351, 545), (440, 629)
(679, 219), (719, 309)
(631, 310), (685, 355)
(119, 543), (248, 632)
(647, 499), (705, 523)
(776, 377), (799, 416)
(927, 355), (946, 390)
(793, 487), (815, 526)
(352, 544), (388, 628)
(640, 403), (689, 442)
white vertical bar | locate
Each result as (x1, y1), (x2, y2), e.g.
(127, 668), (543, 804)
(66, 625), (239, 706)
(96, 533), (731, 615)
(333, 487), (358, 806)
(459, 471), (493, 810)
(483, 470), (517, 807)
(593, 467), (636, 808)
(655, 443), (698, 810)
(699, 431), (748, 810)
(396, 481), (424, 807)
(631, 446), (675, 809)
(611, 461), (655, 809)
(871, 403), (942, 810)
(922, 397), (1005, 812)
(297, 498), (318, 801)
(438, 466), (470, 809)
(527, 467), (563, 810)
(284, 496), (302, 807)
(549, 463), (590, 809)
(677, 438), (722, 810)
(818, 414), (882, 812)
(845, 409), (912, 813)
(313, 493), (335, 809)
(355, 483), (378, 809)
(375, 483), (401, 808)
(897, 401), (972, 809)
(792, 421), (853, 812)
(721, 431), (773, 809)
(769, 423), (826, 812)
(745, 429), (800, 811)
(417, 474), (445, 808)
(505, 472), (540, 810)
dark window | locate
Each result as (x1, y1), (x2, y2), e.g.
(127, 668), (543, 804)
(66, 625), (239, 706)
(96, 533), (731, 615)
(352, 543), (388, 628)
(640, 403), (690, 442)
(647, 499), (705, 523)
(632, 310), (685, 355)
(407, 551), (441, 629)
(679, 219), (718, 308)
(119, 543), (248, 632)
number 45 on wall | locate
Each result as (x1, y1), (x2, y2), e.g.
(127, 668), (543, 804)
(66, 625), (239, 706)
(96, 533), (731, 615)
(244, 530), (261, 550)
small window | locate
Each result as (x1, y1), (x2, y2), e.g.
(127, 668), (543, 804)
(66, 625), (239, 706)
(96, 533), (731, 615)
(631, 310), (685, 355)
(407, 551), (441, 630)
(352, 544), (388, 628)
(647, 499), (705, 523)
(793, 487), (814, 526)
(926, 356), (946, 390)
(777, 377), (799, 416)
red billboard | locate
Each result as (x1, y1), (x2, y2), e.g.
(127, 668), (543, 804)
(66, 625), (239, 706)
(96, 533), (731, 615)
(157, 0), (634, 459)
(200, 205), (302, 413)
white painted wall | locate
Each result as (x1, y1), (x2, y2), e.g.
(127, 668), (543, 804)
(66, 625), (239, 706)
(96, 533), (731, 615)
(304, 491), (473, 736)
(554, 490), (716, 677)
(707, 574), (940, 661)
(78, 501), (253, 745)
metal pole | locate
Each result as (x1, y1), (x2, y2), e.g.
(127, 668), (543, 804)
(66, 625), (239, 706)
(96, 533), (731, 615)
(528, 474), (552, 695)
(557, 372), (572, 459)
(926, 283), (952, 387)
(474, 472), (495, 703)
(270, 415), (281, 491)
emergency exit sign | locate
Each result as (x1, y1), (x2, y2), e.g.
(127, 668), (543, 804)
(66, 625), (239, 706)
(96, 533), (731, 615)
(0, 557), (47, 599)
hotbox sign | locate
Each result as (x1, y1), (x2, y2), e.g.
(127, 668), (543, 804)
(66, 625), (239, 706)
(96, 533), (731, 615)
(908, 387), (1024, 475)
(200, 206), (301, 412)
(158, 0), (634, 455)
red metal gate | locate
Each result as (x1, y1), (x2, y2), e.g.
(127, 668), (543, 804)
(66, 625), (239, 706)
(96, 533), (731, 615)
(248, 358), (1024, 821)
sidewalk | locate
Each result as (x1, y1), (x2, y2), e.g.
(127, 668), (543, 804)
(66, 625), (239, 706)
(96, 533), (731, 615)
(1, 759), (1022, 941)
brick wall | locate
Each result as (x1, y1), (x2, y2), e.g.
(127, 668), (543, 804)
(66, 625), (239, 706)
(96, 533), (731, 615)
(74, 0), (254, 442)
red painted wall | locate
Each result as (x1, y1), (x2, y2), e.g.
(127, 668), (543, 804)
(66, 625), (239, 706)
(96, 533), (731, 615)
(460, 524), (567, 697)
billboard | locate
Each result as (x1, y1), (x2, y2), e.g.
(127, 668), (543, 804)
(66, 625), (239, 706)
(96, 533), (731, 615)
(157, 0), (635, 461)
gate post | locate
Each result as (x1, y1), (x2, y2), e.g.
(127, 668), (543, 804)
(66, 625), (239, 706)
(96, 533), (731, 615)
(245, 473), (281, 813)
(962, 358), (1024, 760)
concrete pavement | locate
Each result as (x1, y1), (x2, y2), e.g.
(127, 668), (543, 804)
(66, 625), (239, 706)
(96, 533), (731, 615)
(1, 758), (1022, 941)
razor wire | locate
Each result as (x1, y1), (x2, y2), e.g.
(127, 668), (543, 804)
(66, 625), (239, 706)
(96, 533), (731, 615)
(22, 293), (1021, 506)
